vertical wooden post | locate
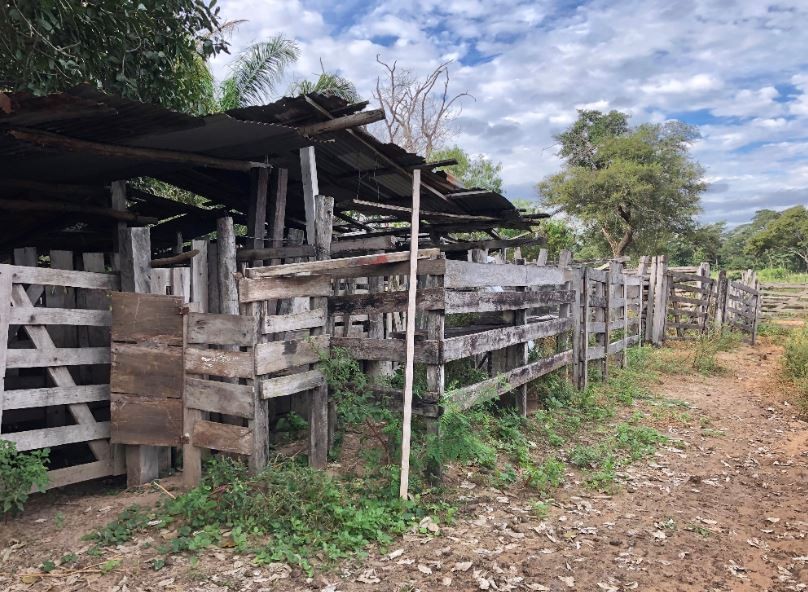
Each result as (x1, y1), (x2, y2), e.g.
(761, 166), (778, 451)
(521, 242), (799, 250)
(511, 259), (528, 416)
(714, 270), (727, 332)
(120, 226), (160, 486)
(366, 258), (391, 381)
(190, 240), (209, 313)
(570, 267), (583, 389)
(580, 267), (590, 390)
(601, 264), (611, 380)
(645, 257), (658, 343)
(248, 307), (269, 474)
(400, 169), (422, 499)
(651, 256), (668, 346)
(268, 167), (289, 267)
(621, 266), (629, 368)
(536, 248), (548, 266)
(309, 195), (333, 469)
(110, 181), (128, 271)
(637, 256), (649, 344)
(300, 147), (319, 245)
(698, 262), (711, 333)
(216, 217), (239, 316)
(207, 241), (220, 314)
(0, 266), (12, 434)
(424, 272), (445, 484)
(751, 278), (761, 345)
(247, 167), (270, 267)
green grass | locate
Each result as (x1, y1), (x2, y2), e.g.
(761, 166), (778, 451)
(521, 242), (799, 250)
(782, 326), (808, 416)
(753, 268), (808, 283)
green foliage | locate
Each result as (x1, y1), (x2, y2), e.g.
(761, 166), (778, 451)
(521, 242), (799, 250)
(690, 330), (740, 375)
(613, 423), (667, 461)
(525, 457), (565, 492)
(538, 111), (705, 257)
(0, 441), (49, 515)
(0, 1), (226, 115)
(782, 326), (808, 415)
(219, 35), (300, 110)
(746, 206), (808, 271)
(432, 146), (504, 193)
(290, 70), (360, 102)
(88, 457), (423, 574)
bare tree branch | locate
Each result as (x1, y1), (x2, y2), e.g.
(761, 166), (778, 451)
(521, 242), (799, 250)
(371, 55), (473, 158)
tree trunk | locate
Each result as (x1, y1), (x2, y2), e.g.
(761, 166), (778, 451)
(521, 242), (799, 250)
(601, 227), (633, 257)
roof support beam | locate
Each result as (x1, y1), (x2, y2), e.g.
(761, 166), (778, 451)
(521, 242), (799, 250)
(8, 128), (271, 172)
(296, 109), (385, 135)
(0, 197), (158, 224)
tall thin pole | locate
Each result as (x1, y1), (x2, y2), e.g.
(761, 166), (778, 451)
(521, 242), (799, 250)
(399, 169), (421, 499)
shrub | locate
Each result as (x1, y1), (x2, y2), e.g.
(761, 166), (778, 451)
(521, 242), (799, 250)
(0, 441), (49, 515)
(782, 326), (808, 415)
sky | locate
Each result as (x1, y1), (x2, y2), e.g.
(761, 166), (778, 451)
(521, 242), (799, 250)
(210, 0), (808, 227)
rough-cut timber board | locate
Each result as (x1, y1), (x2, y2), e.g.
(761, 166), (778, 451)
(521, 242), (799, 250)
(329, 337), (441, 364)
(261, 369), (325, 399)
(186, 312), (257, 346)
(36, 460), (118, 492)
(442, 260), (565, 288)
(669, 272), (716, 284)
(192, 420), (253, 455)
(110, 342), (183, 399)
(442, 317), (573, 361)
(245, 248), (441, 278)
(9, 307), (111, 326)
(111, 292), (183, 346)
(185, 347), (254, 379)
(6, 347), (110, 369)
(110, 395), (183, 446)
(184, 377), (254, 418)
(238, 275), (332, 303)
(444, 289), (574, 314)
(262, 308), (326, 334)
(254, 335), (330, 375)
(4, 421), (110, 451)
(10, 265), (120, 290)
(4, 385), (109, 410)
(330, 288), (445, 315)
(449, 350), (572, 410)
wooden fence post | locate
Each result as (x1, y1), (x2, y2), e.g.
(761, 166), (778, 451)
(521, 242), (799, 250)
(580, 267), (590, 389)
(651, 256), (668, 346)
(309, 195), (333, 469)
(120, 226), (161, 487)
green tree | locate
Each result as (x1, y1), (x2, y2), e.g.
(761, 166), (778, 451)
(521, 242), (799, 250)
(667, 222), (726, 266)
(746, 205), (808, 270)
(0, 0), (226, 115)
(432, 146), (504, 193)
(219, 35), (300, 110)
(538, 111), (706, 257)
(719, 209), (781, 269)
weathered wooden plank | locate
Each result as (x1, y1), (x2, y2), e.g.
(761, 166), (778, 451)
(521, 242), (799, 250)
(238, 275), (333, 303)
(450, 350), (572, 411)
(245, 248), (441, 279)
(9, 307), (111, 326)
(669, 295), (705, 306)
(260, 369), (325, 399)
(254, 334), (330, 375)
(4, 385), (110, 410)
(669, 271), (715, 284)
(332, 235), (397, 254)
(110, 395), (183, 446)
(192, 420), (253, 455)
(185, 346), (254, 379)
(442, 317), (573, 361)
(217, 217), (240, 315)
(186, 312), (257, 346)
(330, 336), (441, 364)
(237, 244), (316, 262)
(6, 347), (110, 369)
(587, 268), (608, 282)
(668, 321), (702, 330)
(586, 346), (606, 361)
(608, 334), (640, 354)
(442, 259), (564, 288)
(10, 265), (119, 290)
(111, 342), (183, 398)
(40, 460), (116, 491)
(111, 292), (183, 346)
(3, 421), (110, 451)
(444, 289), (574, 314)
(184, 377), (254, 418)
(672, 282), (711, 294)
(330, 288), (445, 315)
(262, 308), (326, 334)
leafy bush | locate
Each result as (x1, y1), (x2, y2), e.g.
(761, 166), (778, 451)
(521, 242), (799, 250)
(0, 441), (49, 514)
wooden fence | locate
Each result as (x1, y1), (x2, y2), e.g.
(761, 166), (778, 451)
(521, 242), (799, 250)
(760, 283), (808, 318)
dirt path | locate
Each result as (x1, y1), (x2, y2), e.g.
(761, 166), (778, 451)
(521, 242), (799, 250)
(1, 342), (806, 591)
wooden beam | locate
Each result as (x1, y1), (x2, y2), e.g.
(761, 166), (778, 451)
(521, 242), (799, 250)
(0, 198), (159, 224)
(9, 128), (271, 172)
(268, 167), (288, 265)
(300, 146), (319, 245)
(349, 199), (498, 222)
(247, 167), (270, 266)
(296, 109), (385, 135)
(150, 249), (199, 268)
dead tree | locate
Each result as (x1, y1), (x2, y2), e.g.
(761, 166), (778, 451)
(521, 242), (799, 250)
(373, 56), (472, 158)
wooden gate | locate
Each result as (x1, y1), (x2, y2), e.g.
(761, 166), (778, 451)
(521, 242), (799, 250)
(0, 262), (123, 490)
(725, 280), (761, 344)
(666, 269), (714, 338)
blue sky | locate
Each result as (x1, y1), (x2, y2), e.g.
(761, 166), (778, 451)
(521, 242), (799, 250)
(211, 0), (808, 226)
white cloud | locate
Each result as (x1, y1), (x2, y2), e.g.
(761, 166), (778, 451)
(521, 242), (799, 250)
(214, 0), (808, 221)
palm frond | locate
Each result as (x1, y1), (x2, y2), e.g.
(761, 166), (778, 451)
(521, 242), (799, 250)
(290, 71), (360, 102)
(224, 35), (300, 108)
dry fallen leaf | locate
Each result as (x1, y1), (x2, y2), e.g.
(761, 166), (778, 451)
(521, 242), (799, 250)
(388, 548), (404, 560)
(558, 575), (575, 588)
(418, 564), (433, 575)
(356, 568), (380, 584)
(452, 561), (473, 572)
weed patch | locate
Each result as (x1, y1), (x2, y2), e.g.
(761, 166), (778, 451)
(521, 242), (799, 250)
(0, 441), (49, 515)
(782, 326), (808, 416)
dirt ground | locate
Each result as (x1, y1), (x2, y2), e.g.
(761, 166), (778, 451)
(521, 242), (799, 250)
(1, 340), (806, 592)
